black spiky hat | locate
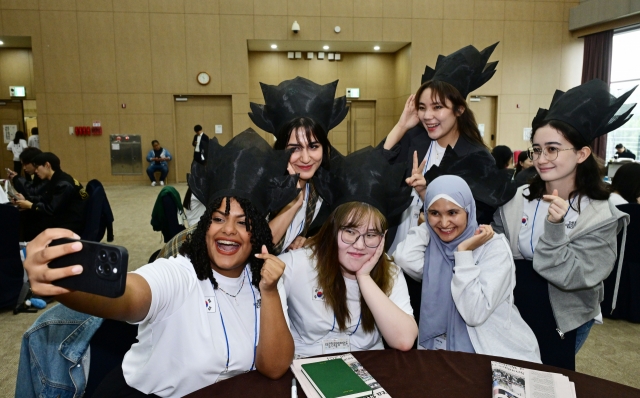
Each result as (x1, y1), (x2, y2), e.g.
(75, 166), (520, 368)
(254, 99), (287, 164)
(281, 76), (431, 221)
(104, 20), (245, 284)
(188, 128), (299, 216)
(532, 79), (637, 143)
(421, 42), (499, 98)
(327, 147), (412, 225)
(248, 77), (349, 141)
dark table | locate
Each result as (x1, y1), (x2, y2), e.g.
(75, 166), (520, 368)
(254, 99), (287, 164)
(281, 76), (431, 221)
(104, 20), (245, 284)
(187, 349), (640, 397)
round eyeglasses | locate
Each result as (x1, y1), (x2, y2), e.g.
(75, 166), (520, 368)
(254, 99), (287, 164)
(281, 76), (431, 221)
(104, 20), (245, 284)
(340, 228), (383, 248)
(527, 146), (575, 161)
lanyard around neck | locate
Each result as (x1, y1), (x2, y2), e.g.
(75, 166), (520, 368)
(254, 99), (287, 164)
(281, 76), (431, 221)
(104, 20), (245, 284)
(287, 183), (310, 238)
(330, 313), (362, 336)
(213, 267), (258, 373)
(530, 196), (577, 255)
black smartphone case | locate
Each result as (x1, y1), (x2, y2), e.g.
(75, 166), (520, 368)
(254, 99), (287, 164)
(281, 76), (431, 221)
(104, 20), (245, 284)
(48, 238), (128, 298)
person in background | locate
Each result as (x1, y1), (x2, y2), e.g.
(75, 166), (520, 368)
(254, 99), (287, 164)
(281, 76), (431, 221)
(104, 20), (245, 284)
(492, 79), (633, 370)
(14, 152), (89, 240)
(614, 143), (636, 160)
(7, 130), (28, 176)
(28, 127), (39, 148)
(491, 145), (513, 170)
(146, 140), (172, 187)
(192, 124), (209, 165)
(514, 150), (533, 177)
(609, 162), (640, 205)
(6, 147), (44, 200)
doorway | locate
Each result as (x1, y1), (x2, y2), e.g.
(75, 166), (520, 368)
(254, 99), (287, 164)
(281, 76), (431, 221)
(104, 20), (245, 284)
(329, 100), (376, 155)
(174, 96), (233, 183)
(467, 96), (497, 148)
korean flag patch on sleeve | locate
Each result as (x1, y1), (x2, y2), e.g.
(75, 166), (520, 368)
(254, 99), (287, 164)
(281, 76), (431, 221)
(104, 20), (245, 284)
(205, 296), (216, 313)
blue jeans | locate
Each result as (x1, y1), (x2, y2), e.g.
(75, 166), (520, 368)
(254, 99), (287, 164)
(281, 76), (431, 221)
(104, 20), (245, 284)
(575, 319), (596, 354)
(146, 163), (168, 182)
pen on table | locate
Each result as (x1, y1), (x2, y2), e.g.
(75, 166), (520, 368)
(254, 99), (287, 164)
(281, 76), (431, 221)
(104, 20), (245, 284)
(291, 378), (297, 398)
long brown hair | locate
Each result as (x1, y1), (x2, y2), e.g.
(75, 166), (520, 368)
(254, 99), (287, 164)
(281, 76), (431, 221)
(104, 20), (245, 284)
(414, 80), (487, 149)
(306, 202), (394, 333)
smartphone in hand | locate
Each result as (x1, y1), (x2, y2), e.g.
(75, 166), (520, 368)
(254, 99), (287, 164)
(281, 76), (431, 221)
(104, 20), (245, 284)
(48, 238), (128, 298)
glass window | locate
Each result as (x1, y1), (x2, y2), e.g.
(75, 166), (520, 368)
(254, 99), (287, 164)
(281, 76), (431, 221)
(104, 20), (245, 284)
(606, 27), (640, 161)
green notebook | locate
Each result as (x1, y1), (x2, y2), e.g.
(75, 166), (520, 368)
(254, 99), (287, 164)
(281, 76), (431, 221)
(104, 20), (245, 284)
(301, 358), (372, 398)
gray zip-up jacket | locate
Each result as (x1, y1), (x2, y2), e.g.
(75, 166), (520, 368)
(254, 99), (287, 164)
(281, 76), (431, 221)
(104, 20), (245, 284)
(492, 185), (629, 334)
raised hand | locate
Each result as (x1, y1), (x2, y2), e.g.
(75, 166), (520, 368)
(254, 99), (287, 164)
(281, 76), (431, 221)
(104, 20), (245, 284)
(542, 189), (569, 223)
(457, 224), (494, 252)
(255, 245), (286, 292)
(397, 94), (420, 131)
(405, 150), (427, 200)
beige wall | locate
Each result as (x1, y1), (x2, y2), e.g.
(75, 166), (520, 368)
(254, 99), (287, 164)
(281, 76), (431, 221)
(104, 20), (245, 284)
(0, 0), (584, 184)
(0, 48), (34, 100)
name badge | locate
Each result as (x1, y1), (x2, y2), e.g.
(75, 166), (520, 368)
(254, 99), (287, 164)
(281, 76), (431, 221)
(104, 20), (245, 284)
(434, 333), (447, 350)
(322, 337), (350, 354)
(205, 296), (216, 313)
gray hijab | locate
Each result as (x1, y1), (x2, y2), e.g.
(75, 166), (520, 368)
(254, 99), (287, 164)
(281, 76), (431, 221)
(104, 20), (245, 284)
(419, 175), (477, 352)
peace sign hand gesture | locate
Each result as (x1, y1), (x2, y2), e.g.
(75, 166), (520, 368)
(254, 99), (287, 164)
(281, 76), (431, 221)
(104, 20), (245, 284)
(405, 150), (427, 201)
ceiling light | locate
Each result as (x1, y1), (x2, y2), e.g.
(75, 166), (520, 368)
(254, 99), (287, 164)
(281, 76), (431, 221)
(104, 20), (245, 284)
(323, 45), (329, 50)
(0, 41), (4, 45)
(270, 44), (277, 49)
(373, 46), (380, 51)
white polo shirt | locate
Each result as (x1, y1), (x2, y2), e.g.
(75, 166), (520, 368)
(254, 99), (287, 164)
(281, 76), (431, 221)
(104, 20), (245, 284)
(279, 248), (413, 358)
(122, 255), (289, 398)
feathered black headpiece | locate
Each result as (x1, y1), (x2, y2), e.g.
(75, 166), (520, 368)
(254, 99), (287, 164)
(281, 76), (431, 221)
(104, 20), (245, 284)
(425, 148), (516, 209)
(327, 147), (412, 225)
(188, 128), (299, 217)
(531, 79), (637, 143)
(421, 42), (499, 98)
(248, 77), (349, 141)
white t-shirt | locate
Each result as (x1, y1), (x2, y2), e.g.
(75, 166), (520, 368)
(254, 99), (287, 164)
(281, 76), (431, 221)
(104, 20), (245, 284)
(28, 135), (39, 148)
(7, 139), (27, 161)
(281, 183), (323, 251)
(194, 133), (202, 152)
(279, 248), (413, 358)
(388, 141), (445, 254)
(122, 255), (289, 398)
(609, 192), (628, 206)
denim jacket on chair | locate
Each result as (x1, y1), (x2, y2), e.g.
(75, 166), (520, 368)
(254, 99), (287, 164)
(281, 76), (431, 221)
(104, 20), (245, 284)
(15, 304), (103, 398)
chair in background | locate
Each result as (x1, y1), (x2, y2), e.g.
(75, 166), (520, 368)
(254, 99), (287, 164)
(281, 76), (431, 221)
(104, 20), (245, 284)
(602, 203), (640, 323)
(150, 186), (186, 243)
(81, 179), (114, 242)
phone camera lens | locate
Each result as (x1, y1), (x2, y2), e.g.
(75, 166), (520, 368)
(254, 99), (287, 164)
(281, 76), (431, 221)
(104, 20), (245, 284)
(109, 252), (118, 263)
(97, 264), (104, 274)
(103, 264), (112, 274)
(99, 250), (108, 261)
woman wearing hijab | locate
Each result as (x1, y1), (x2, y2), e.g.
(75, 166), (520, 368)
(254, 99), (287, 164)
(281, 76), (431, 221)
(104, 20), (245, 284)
(394, 175), (540, 362)
(492, 79), (633, 370)
(280, 147), (417, 357)
(249, 77), (347, 253)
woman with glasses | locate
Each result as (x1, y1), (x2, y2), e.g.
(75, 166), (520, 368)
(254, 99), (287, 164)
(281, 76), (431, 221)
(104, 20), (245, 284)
(279, 147), (418, 357)
(393, 175), (540, 362)
(492, 79), (633, 370)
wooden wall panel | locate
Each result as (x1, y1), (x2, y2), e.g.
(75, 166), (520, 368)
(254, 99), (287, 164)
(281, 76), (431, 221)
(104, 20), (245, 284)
(77, 12), (118, 93)
(0, 0), (584, 183)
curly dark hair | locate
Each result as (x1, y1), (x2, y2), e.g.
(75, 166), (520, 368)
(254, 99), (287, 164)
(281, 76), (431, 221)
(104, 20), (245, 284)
(179, 196), (274, 291)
